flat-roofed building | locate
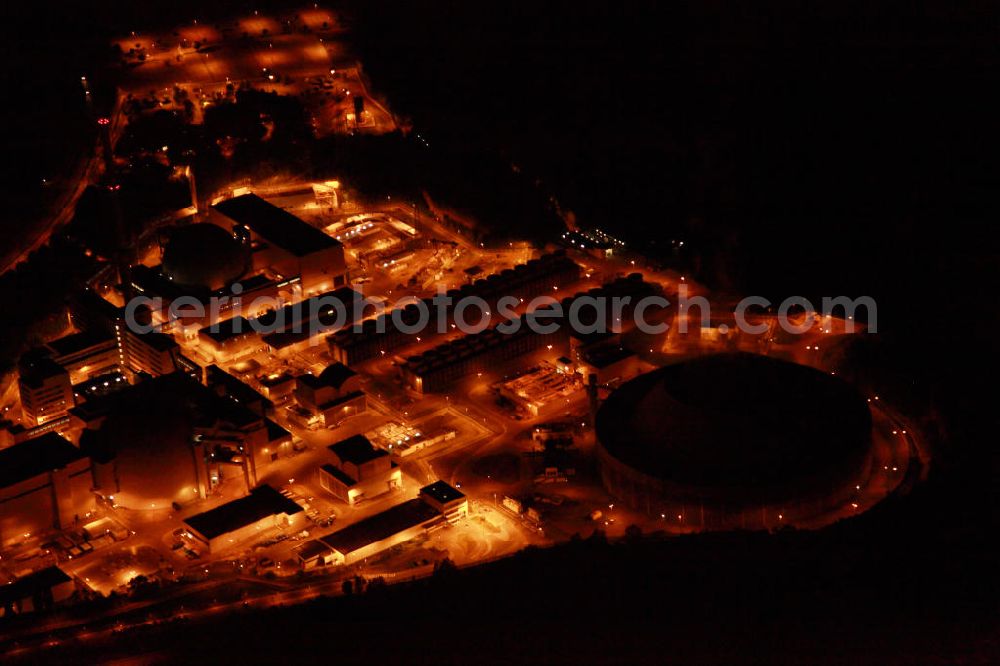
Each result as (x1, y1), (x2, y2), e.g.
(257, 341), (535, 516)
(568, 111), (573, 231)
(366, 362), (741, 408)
(401, 313), (569, 393)
(183, 485), (304, 552)
(44, 331), (119, 384)
(317, 498), (440, 566)
(293, 538), (340, 570)
(261, 418), (293, 463)
(198, 287), (363, 362)
(68, 289), (124, 338)
(212, 194), (348, 296)
(122, 329), (183, 377)
(258, 371), (296, 401)
(0, 434), (92, 546)
(197, 316), (258, 362)
(0, 566), (77, 616)
(419, 480), (468, 522)
(206, 365), (273, 417)
(18, 354), (74, 426)
(328, 252), (579, 366)
(296, 481), (465, 568)
(576, 345), (648, 387)
(129, 264), (285, 331)
(295, 363), (366, 426)
(1, 417), (72, 447)
(318, 434), (400, 505)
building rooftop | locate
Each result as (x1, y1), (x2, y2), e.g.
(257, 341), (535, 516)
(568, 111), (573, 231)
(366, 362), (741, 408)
(213, 194), (342, 258)
(420, 480), (465, 505)
(300, 363), (356, 390)
(581, 345), (636, 369)
(262, 330), (311, 350)
(293, 539), (333, 561)
(0, 433), (86, 489)
(69, 372), (262, 433)
(184, 485), (303, 541)
(73, 372), (129, 401)
(46, 330), (115, 358)
(320, 463), (356, 487)
(0, 567), (72, 605)
(328, 435), (388, 466)
(130, 330), (179, 352)
(317, 390), (365, 413)
(317, 363), (357, 389)
(70, 289), (124, 324)
(328, 253), (579, 351)
(265, 418), (291, 443)
(207, 365), (272, 411)
(199, 317), (255, 345)
(319, 498), (439, 555)
(161, 223), (248, 290)
(18, 355), (67, 387)
(253, 287), (362, 333)
(259, 372), (295, 388)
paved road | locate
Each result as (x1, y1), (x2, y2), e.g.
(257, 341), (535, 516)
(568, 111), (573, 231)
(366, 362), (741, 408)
(0, 153), (99, 276)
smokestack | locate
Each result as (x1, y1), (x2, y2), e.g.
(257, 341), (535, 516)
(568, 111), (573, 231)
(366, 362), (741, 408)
(82, 77), (134, 299)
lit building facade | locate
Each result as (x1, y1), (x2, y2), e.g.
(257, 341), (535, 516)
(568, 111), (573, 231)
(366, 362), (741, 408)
(318, 435), (401, 505)
(18, 356), (74, 426)
(0, 434), (93, 546)
(211, 193), (348, 296)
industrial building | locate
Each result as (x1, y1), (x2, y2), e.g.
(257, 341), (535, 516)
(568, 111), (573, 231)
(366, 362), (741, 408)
(327, 302), (435, 366)
(18, 354), (74, 426)
(294, 363), (366, 426)
(122, 329), (194, 378)
(130, 264), (284, 330)
(16, 317), (199, 427)
(211, 194), (348, 296)
(67, 289), (202, 381)
(159, 223), (250, 292)
(68, 289), (126, 339)
(419, 480), (469, 522)
(196, 316), (258, 360)
(183, 485), (305, 552)
(401, 312), (569, 393)
(206, 364), (274, 417)
(318, 434), (401, 505)
(366, 421), (457, 457)
(397, 272), (663, 393)
(257, 371), (296, 401)
(295, 481), (465, 569)
(328, 252), (580, 365)
(73, 373), (287, 509)
(496, 362), (580, 418)
(574, 345), (648, 386)
(197, 286), (363, 361)
(557, 272), (666, 350)
(42, 331), (119, 384)
(0, 433), (93, 546)
(0, 566), (78, 616)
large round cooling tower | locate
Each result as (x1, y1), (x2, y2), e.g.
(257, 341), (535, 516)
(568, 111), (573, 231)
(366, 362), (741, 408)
(161, 223), (247, 291)
(595, 353), (873, 512)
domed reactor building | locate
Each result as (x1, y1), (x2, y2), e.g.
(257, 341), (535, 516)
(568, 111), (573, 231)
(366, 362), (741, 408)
(595, 353), (874, 529)
(82, 379), (208, 510)
(79, 373), (277, 510)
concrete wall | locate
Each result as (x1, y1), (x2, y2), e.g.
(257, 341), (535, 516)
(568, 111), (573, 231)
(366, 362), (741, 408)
(0, 459), (93, 546)
(195, 510), (305, 552)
